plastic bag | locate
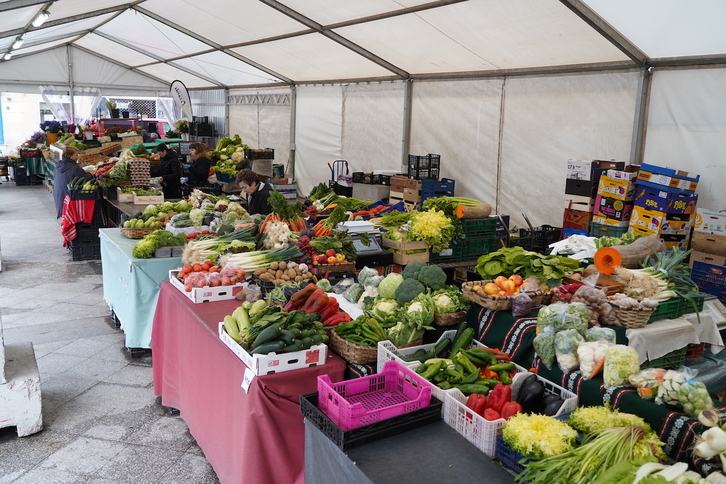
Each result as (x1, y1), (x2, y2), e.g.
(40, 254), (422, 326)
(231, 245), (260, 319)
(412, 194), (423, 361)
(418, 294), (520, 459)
(533, 328), (556, 370)
(332, 277), (355, 294)
(234, 283), (263, 303)
(571, 285), (620, 327)
(536, 302), (589, 335)
(555, 329), (584, 372)
(358, 266), (380, 288)
(585, 327), (616, 344)
(629, 368), (666, 400)
(655, 369), (687, 406)
(577, 341), (611, 379)
(342, 283), (364, 304)
(603, 345), (640, 387)
(511, 292), (533, 318)
(678, 380), (713, 417)
(316, 278), (333, 292)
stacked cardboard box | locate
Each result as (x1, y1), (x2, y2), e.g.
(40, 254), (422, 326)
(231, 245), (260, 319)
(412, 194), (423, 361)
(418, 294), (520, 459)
(690, 210), (726, 302)
(389, 176), (422, 211)
(590, 169), (637, 237)
(563, 160), (624, 237)
(629, 163), (700, 249)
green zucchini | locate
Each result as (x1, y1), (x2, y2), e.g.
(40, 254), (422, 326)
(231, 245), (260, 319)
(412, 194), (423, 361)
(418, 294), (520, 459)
(252, 323), (282, 349)
(448, 327), (474, 359)
(250, 339), (286, 355)
(300, 336), (313, 349)
(278, 329), (296, 345)
(280, 340), (304, 353)
(311, 333), (323, 345)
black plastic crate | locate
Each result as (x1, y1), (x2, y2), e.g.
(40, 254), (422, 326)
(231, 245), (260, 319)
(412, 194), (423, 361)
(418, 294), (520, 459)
(352, 172), (367, 184)
(330, 182), (353, 197)
(69, 239), (101, 261)
(73, 227), (100, 244)
(300, 391), (442, 451)
(370, 174), (391, 186)
(512, 225), (561, 253)
(244, 148), (275, 160)
(69, 188), (102, 200)
(408, 154), (440, 180)
(74, 203), (107, 230)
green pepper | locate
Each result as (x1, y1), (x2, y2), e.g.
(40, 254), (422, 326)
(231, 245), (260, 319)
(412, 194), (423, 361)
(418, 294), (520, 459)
(498, 370), (512, 385)
(475, 379), (501, 387)
(438, 381), (453, 390)
(461, 369), (480, 384)
(442, 368), (465, 384)
(487, 362), (516, 372)
(419, 360), (446, 380)
(415, 363), (430, 375)
(454, 384), (491, 396)
(454, 352), (478, 375)
(432, 371), (446, 383)
(462, 348), (497, 366)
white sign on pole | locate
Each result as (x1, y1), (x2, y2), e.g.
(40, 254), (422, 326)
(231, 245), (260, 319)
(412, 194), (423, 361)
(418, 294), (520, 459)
(170, 80), (193, 120)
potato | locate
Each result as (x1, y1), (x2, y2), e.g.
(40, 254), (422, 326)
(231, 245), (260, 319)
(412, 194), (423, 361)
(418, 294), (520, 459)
(270, 261), (279, 271)
(254, 267), (265, 276)
(281, 274), (290, 281)
(259, 273), (272, 281)
(279, 261), (287, 271)
(302, 272), (312, 280)
(294, 275), (303, 282)
(276, 270), (284, 280)
(288, 268), (297, 279)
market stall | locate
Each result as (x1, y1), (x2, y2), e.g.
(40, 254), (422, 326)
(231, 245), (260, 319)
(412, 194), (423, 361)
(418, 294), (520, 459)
(152, 281), (346, 484)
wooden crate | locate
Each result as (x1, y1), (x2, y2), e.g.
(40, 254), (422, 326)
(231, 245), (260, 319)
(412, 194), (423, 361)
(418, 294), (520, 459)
(381, 237), (429, 265)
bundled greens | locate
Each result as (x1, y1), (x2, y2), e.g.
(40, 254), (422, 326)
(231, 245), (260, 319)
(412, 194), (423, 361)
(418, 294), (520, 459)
(476, 247), (582, 282)
(407, 209), (456, 253)
(132, 230), (188, 259)
(594, 231), (644, 249)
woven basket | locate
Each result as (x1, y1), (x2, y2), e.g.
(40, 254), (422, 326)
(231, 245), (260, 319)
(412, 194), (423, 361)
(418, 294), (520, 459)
(397, 338), (424, 349)
(99, 143), (122, 156)
(433, 311), (467, 327)
(120, 227), (157, 239)
(461, 280), (544, 310)
(329, 330), (378, 364)
(608, 303), (654, 329)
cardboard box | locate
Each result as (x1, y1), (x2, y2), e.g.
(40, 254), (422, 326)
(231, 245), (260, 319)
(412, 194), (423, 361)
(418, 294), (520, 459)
(691, 232), (726, 256)
(566, 160), (625, 181)
(133, 193), (164, 204)
(169, 270), (245, 304)
(592, 215), (630, 227)
(219, 323), (328, 376)
(597, 175), (636, 201)
(629, 205), (691, 234)
(689, 250), (726, 268)
(660, 233), (689, 250)
(695, 209), (726, 235)
(606, 169), (639, 181)
(565, 179), (598, 197)
(117, 187), (134, 203)
(633, 185), (698, 214)
(562, 209), (592, 231)
(659, 213), (694, 235)
(403, 187), (422, 203)
(593, 195), (633, 222)
(390, 176), (421, 192)
(563, 195), (594, 213)
(636, 163), (699, 192)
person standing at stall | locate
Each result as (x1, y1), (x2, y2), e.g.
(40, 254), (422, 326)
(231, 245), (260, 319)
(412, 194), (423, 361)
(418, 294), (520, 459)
(151, 143), (182, 199)
(236, 169), (273, 215)
(53, 146), (93, 218)
(184, 142), (212, 187)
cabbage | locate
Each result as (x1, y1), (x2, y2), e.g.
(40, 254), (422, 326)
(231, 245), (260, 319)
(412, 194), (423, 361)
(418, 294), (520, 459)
(378, 273), (404, 299)
(603, 345), (640, 388)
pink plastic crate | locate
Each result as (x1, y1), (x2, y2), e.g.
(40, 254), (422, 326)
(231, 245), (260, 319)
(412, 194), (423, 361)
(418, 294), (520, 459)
(317, 361), (432, 431)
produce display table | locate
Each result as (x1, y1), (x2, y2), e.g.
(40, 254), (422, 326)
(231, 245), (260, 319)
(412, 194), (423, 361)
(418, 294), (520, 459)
(305, 419), (516, 484)
(102, 198), (155, 228)
(464, 305), (726, 463)
(153, 281), (347, 484)
(99, 228), (181, 349)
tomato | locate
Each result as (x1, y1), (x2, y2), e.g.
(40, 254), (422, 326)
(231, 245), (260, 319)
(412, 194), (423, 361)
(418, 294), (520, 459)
(203, 260), (214, 269)
(221, 276), (232, 286)
(229, 276), (239, 284)
(208, 266), (220, 273)
(192, 263), (203, 272)
(184, 283), (193, 292)
(209, 279), (221, 287)
(201, 230), (210, 235)
(183, 264), (193, 272)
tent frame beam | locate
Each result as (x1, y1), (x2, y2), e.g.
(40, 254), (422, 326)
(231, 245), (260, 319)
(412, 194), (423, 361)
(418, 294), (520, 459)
(0, 0), (46, 13)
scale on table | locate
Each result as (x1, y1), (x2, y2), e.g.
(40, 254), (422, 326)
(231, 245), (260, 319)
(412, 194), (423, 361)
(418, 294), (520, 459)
(335, 221), (387, 257)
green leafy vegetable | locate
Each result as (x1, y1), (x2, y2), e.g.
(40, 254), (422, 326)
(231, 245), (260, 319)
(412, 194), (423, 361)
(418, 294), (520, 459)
(476, 247), (582, 282)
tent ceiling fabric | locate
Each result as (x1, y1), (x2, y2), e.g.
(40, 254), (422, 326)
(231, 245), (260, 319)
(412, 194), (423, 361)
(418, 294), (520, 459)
(1, 0), (724, 90)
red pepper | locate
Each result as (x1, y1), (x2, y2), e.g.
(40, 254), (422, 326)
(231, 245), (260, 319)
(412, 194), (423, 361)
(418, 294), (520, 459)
(318, 298), (340, 321)
(486, 383), (511, 414)
(301, 290), (329, 314)
(323, 312), (350, 326)
(466, 394), (487, 417)
(500, 401), (522, 420)
(290, 283), (317, 305)
(283, 300), (298, 312)
(483, 408), (501, 421)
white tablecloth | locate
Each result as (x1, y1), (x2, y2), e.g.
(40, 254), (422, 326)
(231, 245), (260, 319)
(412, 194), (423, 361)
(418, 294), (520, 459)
(626, 318), (700, 364)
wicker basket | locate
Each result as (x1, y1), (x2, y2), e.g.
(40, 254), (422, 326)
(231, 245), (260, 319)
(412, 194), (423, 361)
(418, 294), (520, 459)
(608, 302), (655, 329)
(329, 330), (378, 365)
(433, 311), (467, 327)
(397, 338), (424, 349)
(99, 143), (122, 156)
(461, 280), (544, 310)
(120, 227), (157, 239)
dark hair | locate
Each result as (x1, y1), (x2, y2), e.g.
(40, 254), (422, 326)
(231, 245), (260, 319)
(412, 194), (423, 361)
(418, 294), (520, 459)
(62, 146), (80, 159)
(189, 142), (208, 161)
(235, 169), (267, 186)
(155, 143), (169, 153)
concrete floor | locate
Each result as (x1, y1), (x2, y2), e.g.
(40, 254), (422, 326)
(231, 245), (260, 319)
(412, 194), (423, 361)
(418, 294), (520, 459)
(0, 181), (220, 483)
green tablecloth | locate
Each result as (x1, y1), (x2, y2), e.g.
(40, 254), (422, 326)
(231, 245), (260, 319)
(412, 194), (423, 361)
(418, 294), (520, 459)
(99, 228), (182, 349)
(463, 304), (726, 468)
(24, 157), (46, 176)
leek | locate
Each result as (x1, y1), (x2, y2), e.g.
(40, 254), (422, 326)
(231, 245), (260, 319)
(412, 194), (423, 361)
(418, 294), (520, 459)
(221, 245), (303, 273)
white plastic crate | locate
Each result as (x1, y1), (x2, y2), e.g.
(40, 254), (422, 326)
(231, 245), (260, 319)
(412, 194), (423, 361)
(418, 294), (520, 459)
(169, 270), (246, 303)
(218, 322), (328, 375)
(443, 372), (578, 457)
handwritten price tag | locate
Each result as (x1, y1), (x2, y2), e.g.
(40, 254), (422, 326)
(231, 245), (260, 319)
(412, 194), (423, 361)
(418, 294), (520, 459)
(241, 367), (255, 393)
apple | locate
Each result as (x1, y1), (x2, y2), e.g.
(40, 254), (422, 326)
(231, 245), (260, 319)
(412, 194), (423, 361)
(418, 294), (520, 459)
(335, 253), (346, 263)
(325, 249), (336, 257)
(509, 275), (524, 286)
(327, 256), (337, 264)
(503, 292), (515, 297)
(483, 283), (500, 296)
(316, 254), (328, 264)
(494, 275), (509, 289)
(500, 280), (516, 293)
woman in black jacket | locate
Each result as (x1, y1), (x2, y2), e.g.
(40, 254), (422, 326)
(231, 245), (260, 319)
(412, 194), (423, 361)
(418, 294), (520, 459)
(186, 142), (212, 187)
(53, 146), (94, 218)
(236, 169), (273, 215)
(151, 143), (182, 199)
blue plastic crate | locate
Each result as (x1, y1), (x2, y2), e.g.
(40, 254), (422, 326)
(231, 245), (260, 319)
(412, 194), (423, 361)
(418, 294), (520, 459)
(422, 178), (455, 193)
(692, 261), (726, 302)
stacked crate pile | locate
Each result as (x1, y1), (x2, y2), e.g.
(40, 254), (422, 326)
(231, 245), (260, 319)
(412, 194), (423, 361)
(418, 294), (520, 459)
(589, 168), (638, 237)
(628, 163), (700, 249)
(690, 210), (726, 303)
(563, 160), (624, 238)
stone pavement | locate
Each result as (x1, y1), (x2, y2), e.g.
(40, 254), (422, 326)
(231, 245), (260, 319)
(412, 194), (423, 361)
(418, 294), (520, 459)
(0, 182), (220, 483)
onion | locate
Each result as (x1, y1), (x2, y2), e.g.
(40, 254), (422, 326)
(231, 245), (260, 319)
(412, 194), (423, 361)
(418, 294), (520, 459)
(694, 440), (720, 459)
(699, 406), (720, 428)
(704, 427), (726, 452)
(707, 471), (726, 484)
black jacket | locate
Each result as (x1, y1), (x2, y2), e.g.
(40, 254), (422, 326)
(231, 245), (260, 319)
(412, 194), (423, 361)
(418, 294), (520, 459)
(247, 182), (273, 216)
(187, 156), (211, 186)
(151, 149), (182, 199)
(53, 158), (94, 218)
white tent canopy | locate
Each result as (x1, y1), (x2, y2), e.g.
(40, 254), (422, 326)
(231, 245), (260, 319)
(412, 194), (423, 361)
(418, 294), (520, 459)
(1, 0), (725, 226)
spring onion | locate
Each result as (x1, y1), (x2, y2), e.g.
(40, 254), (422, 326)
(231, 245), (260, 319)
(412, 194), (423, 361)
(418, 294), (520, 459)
(181, 225), (258, 264)
(220, 245), (303, 273)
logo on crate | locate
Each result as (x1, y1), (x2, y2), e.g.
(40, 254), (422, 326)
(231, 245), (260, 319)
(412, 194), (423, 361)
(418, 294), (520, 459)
(306, 349), (320, 364)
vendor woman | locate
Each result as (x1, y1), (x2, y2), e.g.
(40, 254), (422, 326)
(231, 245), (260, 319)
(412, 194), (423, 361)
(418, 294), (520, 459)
(236, 169), (273, 215)
(53, 146), (94, 218)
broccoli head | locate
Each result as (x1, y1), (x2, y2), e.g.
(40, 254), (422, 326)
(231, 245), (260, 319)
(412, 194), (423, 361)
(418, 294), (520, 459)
(402, 262), (427, 280)
(418, 265), (447, 291)
(395, 278), (425, 306)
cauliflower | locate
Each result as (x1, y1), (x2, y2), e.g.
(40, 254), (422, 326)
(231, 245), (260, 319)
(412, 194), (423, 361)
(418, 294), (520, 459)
(232, 152), (245, 163)
(189, 208), (205, 228)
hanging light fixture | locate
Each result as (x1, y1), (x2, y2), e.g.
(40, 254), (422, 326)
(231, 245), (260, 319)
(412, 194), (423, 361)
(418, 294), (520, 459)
(11, 37), (24, 50)
(32, 11), (51, 28)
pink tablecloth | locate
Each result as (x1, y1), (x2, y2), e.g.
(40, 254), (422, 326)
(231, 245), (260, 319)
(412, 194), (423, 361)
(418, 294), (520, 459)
(152, 281), (346, 484)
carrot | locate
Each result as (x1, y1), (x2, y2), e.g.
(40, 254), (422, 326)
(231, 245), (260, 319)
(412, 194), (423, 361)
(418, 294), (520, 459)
(589, 356), (606, 379)
(529, 368), (538, 374)
(259, 213), (273, 233)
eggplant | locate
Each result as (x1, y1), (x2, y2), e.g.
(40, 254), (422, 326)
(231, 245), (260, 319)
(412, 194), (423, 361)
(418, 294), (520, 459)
(532, 394), (560, 414)
(542, 397), (565, 417)
(517, 380), (545, 413)
(518, 373), (539, 394)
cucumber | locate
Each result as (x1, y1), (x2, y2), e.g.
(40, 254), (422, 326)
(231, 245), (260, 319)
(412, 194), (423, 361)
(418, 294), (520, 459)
(433, 338), (452, 358)
(280, 340), (304, 353)
(250, 340), (286, 355)
(278, 329), (296, 345)
(448, 327), (474, 359)
(290, 328), (302, 338)
(300, 336), (313, 349)
(252, 323), (282, 349)
(311, 333), (323, 345)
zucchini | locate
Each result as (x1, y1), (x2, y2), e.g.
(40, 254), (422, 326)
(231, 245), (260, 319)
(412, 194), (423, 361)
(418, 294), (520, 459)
(311, 333), (323, 345)
(300, 336), (313, 349)
(433, 337), (452, 357)
(448, 327), (474, 359)
(250, 339), (286, 355)
(278, 329), (296, 345)
(280, 340), (304, 353)
(252, 323), (282, 349)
